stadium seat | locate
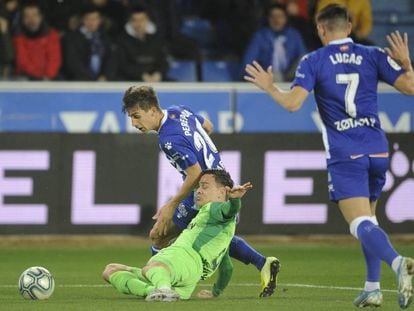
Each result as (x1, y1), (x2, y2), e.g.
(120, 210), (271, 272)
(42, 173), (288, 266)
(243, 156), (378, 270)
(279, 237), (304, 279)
(372, 0), (412, 14)
(180, 18), (215, 49)
(167, 60), (197, 82)
(201, 60), (239, 82)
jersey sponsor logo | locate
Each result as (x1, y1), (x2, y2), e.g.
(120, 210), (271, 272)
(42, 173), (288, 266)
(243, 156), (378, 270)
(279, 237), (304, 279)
(179, 109), (193, 137)
(334, 117), (376, 132)
(329, 53), (363, 65)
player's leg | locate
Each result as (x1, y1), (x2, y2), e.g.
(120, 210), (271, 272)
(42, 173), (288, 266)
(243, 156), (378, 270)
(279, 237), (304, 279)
(102, 263), (154, 297)
(143, 245), (201, 301)
(369, 156), (414, 308)
(229, 236), (280, 297)
(353, 200), (383, 307)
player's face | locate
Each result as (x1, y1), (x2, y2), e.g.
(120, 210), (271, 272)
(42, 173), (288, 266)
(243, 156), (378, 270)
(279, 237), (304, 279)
(127, 105), (158, 133)
(195, 174), (226, 207)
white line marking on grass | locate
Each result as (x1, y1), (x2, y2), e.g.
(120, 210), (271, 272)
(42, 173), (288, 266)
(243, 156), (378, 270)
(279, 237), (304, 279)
(1, 283), (397, 293)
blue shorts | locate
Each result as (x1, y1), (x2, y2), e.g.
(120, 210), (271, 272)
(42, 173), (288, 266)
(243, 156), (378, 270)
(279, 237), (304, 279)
(173, 194), (199, 231)
(327, 155), (388, 203)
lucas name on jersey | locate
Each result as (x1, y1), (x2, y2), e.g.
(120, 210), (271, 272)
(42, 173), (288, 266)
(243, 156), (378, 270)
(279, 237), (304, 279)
(329, 53), (363, 65)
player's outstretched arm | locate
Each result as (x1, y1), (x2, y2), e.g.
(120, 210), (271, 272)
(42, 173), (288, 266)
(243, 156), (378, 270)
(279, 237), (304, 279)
(244, 61), (309, 112)
(385, 31), (414, 95)
(226, 182), (253, 199)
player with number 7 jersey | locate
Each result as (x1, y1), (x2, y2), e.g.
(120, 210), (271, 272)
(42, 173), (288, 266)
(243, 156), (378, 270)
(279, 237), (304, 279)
(244, 4), (414, 308)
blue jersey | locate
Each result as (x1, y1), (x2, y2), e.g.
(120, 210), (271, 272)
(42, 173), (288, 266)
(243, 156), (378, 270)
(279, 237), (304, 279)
(158, 106), (224, 178)
(292, 38), (404, 162)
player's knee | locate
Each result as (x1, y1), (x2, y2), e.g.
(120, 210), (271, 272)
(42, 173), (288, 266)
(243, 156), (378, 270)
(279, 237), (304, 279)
(102, 263), (121, 282)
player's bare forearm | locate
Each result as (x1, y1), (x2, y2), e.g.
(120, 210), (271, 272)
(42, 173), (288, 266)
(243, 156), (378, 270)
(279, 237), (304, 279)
(168, 163), (202, 206)
(244, 61), (308, 111)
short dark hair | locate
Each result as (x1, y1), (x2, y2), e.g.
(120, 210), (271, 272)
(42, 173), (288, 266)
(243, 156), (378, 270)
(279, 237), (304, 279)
(316, 4), (350, 32)
(81, 5), (101, 18)
(267, 3), (287, 17)
(129, 5), (147, 18)
(122, 85), (161, 113)
(200, 169), (234, 188)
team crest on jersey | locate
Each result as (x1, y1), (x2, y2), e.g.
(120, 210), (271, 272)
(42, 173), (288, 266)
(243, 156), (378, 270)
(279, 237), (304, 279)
(339, 44), (349, 52)
(164, 142), (173, 150)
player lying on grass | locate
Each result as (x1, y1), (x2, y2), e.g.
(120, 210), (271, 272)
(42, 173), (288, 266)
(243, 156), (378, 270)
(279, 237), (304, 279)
(102, 169), (252, 301)
(122, 85), (280, 297)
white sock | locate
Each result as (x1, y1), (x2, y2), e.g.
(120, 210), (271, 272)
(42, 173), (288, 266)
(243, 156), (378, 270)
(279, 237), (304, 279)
(391, 256), (403, 273)
(364, 281), (380, 291)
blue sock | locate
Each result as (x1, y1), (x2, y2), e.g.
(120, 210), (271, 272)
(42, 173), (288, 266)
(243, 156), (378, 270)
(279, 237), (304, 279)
(151, 245), (160, 256)
(357, 220), (399, 266)
(229, 236), (266, 271)
(361, 243), (381, 282)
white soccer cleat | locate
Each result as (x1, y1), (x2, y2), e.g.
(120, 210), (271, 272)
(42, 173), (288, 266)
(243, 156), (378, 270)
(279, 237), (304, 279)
(397, 257), (414, 309)
(353, 289), (383, 308)
(145, 288), (180, 302)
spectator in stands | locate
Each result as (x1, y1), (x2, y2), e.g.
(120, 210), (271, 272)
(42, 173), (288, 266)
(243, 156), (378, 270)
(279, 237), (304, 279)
(13, 2), (61, 80)
(62, 6), (116, 81)
(116, 6), (168, 82)
(0, 16), (13, 79)
(86, 0), (128, 37)
(0, 0), (20, 31)
(242, 4), (307, 82)
(316, 0), (373, 44)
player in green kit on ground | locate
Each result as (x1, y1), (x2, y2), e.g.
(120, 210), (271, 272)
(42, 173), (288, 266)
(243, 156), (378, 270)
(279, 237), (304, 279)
(102, 169), (253, 301)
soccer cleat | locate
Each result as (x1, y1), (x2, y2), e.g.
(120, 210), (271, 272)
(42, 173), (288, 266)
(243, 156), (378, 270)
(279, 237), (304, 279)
(145, 288), (180, 302)
(259, 257), (280, 298)
(397, 257), (414, 309)
(353, 289), (383, 308)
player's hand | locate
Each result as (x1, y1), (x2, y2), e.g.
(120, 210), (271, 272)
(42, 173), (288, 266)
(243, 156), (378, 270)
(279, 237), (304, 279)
(385, 31), (412, 69)
(226, 182), (253, 199)
(152, 202), (176, 236)
(244, 61), (274, 93)
(196, 290), (215, 299)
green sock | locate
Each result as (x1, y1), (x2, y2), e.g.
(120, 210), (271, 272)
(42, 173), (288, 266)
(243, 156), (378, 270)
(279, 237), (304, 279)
(145, 266), (172, 289)
(130, 267), (147, 282)
(109, 271), (153, 297)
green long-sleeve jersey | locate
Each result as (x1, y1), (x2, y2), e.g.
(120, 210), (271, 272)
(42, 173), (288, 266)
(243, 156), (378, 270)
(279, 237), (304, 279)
(172, 198), (240, 281)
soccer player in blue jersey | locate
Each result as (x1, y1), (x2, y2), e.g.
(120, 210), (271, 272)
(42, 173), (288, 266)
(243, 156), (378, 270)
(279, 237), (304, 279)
(244, 4), (414, 309)
(122, 85), (280, 297)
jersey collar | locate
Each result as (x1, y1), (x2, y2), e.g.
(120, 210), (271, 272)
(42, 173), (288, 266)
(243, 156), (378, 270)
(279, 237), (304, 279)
(328, 38), (354, 45)
(157, 109), (168, 133)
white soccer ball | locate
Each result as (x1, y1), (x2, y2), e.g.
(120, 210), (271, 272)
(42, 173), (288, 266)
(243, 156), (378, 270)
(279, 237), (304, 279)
(18, 266), (55, 300)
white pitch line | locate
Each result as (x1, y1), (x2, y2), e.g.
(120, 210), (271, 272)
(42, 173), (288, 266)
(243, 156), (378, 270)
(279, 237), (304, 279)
(1, 283), (397, 293)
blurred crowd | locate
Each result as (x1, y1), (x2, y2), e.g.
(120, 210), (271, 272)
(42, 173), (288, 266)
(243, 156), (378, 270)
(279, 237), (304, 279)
(0, 0), (377, 82)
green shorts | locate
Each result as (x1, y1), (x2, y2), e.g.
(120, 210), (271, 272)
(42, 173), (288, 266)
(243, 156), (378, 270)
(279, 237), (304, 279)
(150, 245), (203, 299)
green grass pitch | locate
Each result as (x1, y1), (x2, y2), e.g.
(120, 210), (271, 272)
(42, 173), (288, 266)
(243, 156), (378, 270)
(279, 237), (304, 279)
(1, 236), (413, 311)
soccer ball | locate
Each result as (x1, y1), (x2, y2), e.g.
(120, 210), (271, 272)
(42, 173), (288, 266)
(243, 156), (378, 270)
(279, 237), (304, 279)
(18, 266), (55, 300)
